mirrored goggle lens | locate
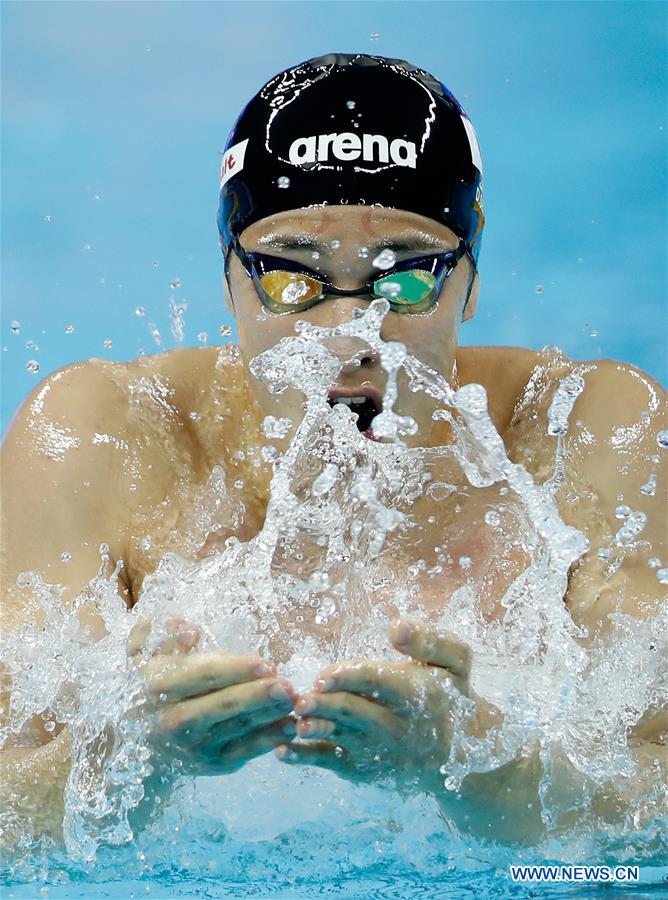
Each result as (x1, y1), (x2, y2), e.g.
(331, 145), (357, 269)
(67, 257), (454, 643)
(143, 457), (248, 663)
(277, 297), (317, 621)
(374, 270), (437, 305)
(259, 271), (323, 307)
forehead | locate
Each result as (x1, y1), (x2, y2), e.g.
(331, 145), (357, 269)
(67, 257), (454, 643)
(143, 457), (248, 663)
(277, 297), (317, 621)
(240, 205), (458, 248)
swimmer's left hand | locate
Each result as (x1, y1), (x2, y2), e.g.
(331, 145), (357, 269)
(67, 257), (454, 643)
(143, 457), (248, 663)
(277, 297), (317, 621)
(275, 618), (497, 793)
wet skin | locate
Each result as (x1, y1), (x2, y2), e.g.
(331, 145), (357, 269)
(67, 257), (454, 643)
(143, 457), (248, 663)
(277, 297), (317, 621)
(1, 206), (666, 845)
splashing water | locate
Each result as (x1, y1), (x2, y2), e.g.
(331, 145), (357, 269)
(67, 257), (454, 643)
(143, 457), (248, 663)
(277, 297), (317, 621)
(1, 298), (665, 869)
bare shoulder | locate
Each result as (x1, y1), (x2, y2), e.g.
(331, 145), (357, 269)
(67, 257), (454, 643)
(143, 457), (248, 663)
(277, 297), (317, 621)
(456, 345), (546, 432)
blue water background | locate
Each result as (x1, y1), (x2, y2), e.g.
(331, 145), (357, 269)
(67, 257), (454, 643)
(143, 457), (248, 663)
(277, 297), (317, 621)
(2, 0), (666, 435)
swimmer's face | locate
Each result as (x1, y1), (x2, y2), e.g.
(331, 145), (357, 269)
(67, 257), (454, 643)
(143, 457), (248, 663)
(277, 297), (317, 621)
(225, 206), (479, 448)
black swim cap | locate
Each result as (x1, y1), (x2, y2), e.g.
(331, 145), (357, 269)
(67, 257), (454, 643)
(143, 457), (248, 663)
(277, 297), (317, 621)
(217, 53), (484, 267)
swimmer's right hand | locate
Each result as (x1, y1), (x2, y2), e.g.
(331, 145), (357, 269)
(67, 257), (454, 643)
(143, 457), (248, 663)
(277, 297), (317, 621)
(127, 617), (298, 776)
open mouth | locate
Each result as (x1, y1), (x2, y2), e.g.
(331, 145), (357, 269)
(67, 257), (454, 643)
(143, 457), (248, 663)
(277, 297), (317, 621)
(327, 388), (383, 439)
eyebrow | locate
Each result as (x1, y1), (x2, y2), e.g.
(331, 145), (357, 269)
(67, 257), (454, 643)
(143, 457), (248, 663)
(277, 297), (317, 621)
(255, 233), (452, 255)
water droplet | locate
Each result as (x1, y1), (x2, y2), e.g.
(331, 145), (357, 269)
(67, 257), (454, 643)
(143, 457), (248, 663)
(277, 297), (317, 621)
(65, 324), (74, 334)
(535, 285), (543, 294)
(331, 240), (341, 251)
(640, 474), (657, 496)
(60, 552), (72, 563)
(135, 306), (145, 317)
(311, 251), (320, 260)
(615, 505), (631, 518)
(378, 281), (401, 297)
(358, 246), (369, 259)
(44, 720), (56, 733)
(10, 320), (20, 335)
(657, 568), (668, 585)
(369, 32), (380, 40)
(103, 339), (113, 349)
(83, 243), (92, 251)
(43, 214), (53, 223)
(152, 261), (160, 268)
(458, 555), (472, 569)
(484, 510), (501, 527)
(647, 557), (661, 569)
(197, 332), (208, 344)
(346, 100), (356, 110)
(590, 330), (599, 338)
(25, 340), (38, 351)
(261, 445), (278, 463)
(372, 248), (396, 270)
(94, 193), (101, 201)
(277, 176), (290, 189)
(444, 776), (458, 791)
(334, 746), (344, 757)
(262, 416), (293, 439)
(26, 360), (39, 373)
(597, 547), (611, 560)
(219, 324), (232, 336)
(656, 430), (668, 449)
(281, 280), (310, 304)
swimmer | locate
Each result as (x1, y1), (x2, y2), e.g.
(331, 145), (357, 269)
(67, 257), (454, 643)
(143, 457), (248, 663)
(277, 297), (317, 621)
(1, 53), (666, 847)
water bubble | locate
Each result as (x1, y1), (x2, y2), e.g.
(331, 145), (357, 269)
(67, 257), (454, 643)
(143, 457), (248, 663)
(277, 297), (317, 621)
(378, 281), (402, 298)
(219, 324), (232, 336)
(372, 248), (396, 270)
(277, 176), (290, 189)
(358, 246), (369, 259)
(262, 416), (293, 439)
(10, 320), (20, 335)
(83, 243), (92, 251)
(331, 240), (341, 251)
(535, 285), (543, 294)
(656, 430), (668, 449)
(346, 100), (356, 110)
(103, 339), (113, 349)
(615, 509), (647, 546)
(261, 445), (278, 463)
(640, 474), (657, 496)
(590, 330), (599, 338)
(311, 251), (320, 260)
(140, 535), (153, 552)
(458, 555), (472, 569)
(369, 32), (380, 40)
(44, 720), (56, 732)
(60, 552), (72, 563)
(484, 510), (501, 527)
(25, 339), (39, 351)
(443, 776), (458, 791)
(615, 505), (631, 519)
(152, 261), (160, 268)
(334, 746), (344, 757)
(26, 360), (39, 374)
(148, 323), (162, 346)
(657, 569), (668, 585)
(597, 547), (612, 560)
(170, 278), (181, 290)
(281, 280), (309, 304)
(197, 332), (208, 344)
(94, 193), (101, 201)
(65, 324), (74, 334)
(43, 214), (53, 223)
(647, 557), (661, 569)
(135, 306), (145, 317)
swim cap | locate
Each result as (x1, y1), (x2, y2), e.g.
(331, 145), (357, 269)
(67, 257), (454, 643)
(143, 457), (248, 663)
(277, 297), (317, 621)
(217, 53), (484, 267)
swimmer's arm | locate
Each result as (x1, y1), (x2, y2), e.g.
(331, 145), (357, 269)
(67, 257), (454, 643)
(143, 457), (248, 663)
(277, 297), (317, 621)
(0, 362), (133, 846)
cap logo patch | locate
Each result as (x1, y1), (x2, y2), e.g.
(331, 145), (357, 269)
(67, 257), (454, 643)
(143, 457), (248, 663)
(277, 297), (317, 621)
(220, 139), (249, 189)
(288, 133), (417, 169)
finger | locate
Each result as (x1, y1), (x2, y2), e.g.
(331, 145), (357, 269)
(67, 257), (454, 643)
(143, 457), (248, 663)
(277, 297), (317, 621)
(218, 718), (298, 768)
(127, 616), (151, 657)
(389, 619), (471, 681)
(159, 678), (296, 735)
(314, 662), (413, 708)
(210, 703), (299, 744)
(127, 616), (201, 657)
(141, 652), (277, 701)
(295, 692), (403, 736)
(275, 740), (357, 777)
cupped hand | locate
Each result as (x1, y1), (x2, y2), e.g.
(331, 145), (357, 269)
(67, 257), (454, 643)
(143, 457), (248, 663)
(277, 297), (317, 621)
(127, 616), (298, 776)
(275, 618), (495, 793)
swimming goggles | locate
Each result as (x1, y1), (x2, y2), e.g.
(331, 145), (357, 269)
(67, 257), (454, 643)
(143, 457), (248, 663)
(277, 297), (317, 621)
(226, 237), (469, 315)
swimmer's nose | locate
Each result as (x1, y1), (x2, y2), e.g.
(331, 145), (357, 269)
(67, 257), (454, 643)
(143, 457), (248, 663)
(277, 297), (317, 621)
(325, 337), (380, 371)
